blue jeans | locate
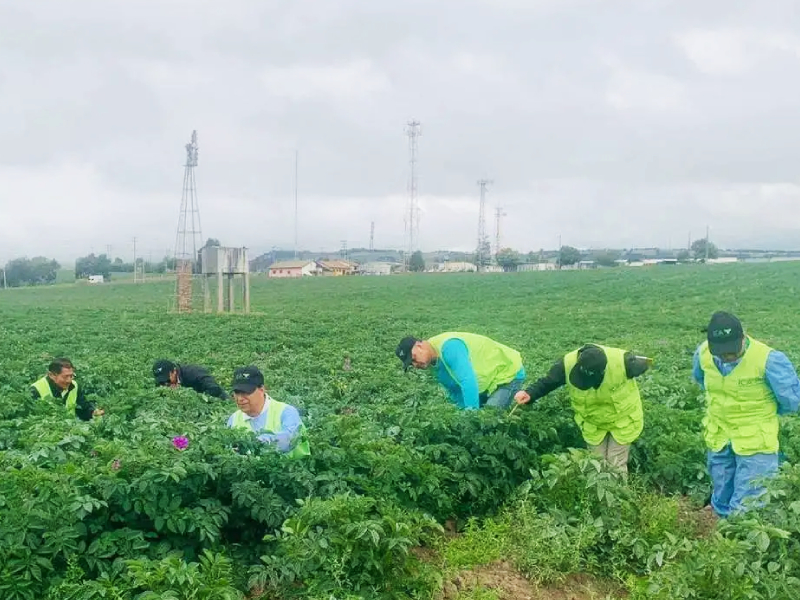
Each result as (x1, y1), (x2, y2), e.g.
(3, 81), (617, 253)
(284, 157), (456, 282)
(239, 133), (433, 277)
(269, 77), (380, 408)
(707, 443), (779, 517)
(482, 378), (524, 409)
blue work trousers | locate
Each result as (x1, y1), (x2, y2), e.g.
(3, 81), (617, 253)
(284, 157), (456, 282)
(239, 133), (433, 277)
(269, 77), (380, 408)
(481, 378), (524, 409)
(707, 443), (779, 517)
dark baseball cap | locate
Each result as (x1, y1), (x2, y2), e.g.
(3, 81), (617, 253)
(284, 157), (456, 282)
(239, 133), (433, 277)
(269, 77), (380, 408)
(153, 360), (177, 385)
(232, 365), (264, 393)
(707, 311), (744, 356)
(569, 345), (607, 390)
(395, 336), (419, 371)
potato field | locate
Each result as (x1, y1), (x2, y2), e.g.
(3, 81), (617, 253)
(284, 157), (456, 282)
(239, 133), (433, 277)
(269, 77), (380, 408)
(2, 264), (800, 600)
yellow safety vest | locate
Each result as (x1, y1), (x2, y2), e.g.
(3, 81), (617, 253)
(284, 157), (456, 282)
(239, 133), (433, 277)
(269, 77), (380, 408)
(564, 345), (644, 446)
(32, 376), (78, 415)
(428, 332), (523, 396)
(699, 337), (778, 456)
(230, 397), (311, 459)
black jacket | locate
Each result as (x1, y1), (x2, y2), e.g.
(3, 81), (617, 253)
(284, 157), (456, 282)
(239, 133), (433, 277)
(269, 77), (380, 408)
(31, 377), (96, 421)
(176, 364), (229, 400)
(525, 349), (650, 401)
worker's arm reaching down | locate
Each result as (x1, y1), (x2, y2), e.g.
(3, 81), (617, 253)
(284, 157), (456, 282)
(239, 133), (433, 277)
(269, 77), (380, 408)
(515, 350), (651, 405)
(435, 338), (481, 410)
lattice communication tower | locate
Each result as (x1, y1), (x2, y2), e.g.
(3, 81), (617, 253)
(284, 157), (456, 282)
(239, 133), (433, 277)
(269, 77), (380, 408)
(173, 131), (203, 312)
(476, 179), (493, 268)
(404, 120), (421, 268)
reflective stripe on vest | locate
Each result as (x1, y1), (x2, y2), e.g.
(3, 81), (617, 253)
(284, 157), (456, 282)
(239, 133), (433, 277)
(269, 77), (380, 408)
(32, 376), (78, 414)
(563, 345), (643, 446)
(230, 397), (311, 458)
(699, 337), (778, 456)
(428, 332), (523, 396)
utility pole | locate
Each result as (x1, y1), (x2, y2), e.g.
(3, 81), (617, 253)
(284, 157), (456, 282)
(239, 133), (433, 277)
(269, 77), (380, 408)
(340, 240), (348, 262)
(476, 179), (492, 269)
(494, 206), (506, 264)
(133, 237), (138, 283)
(705, 225), (710, 262)
(404, 120), (422, 270)
(369, 221), (375, 253)
(558, 234), (562, 269)
(294, 149), (299, 259)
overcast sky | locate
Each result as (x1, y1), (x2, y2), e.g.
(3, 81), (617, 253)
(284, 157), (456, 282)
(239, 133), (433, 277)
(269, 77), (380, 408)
(2, 0), (800, 264)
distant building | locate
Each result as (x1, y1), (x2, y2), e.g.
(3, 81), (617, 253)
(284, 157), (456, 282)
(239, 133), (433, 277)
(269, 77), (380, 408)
(359, 261), (396, 276)
(708, 257), (738, 264)
(517, 263), (556, 272)
(435, 261), (478, 273)
(267, 260), (317, 278)
(88, 275), (104, 284)
(317, 260), (357, 276)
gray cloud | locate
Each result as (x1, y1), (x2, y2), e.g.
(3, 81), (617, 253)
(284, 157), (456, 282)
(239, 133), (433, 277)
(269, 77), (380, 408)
(2, 0), (800, 265)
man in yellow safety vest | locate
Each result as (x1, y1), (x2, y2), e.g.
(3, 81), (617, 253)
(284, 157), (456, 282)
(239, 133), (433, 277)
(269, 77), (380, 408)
(694, 311), (800, 517)
(226, 366), (310, 458)
(30, 357), (104, 421)
(514, 344), (652, 474)
(395, 332), (526, 410)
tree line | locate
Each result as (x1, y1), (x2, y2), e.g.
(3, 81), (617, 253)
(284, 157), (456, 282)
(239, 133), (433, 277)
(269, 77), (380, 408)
(487, 238), (719, 272)
(1, 238), (721, 287)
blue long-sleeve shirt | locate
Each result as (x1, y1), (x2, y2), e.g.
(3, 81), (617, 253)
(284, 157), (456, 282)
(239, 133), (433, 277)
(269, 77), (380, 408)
(435, 338), (525, 410)
(692, 344), (800, 416)
(226, 398), (302, 452)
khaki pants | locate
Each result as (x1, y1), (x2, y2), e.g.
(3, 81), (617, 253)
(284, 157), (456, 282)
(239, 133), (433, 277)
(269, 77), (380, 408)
(588, 433), (630, 476)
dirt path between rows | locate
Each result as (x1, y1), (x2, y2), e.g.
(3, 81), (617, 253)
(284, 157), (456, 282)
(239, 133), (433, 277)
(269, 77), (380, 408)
(441, 561), (628, 600)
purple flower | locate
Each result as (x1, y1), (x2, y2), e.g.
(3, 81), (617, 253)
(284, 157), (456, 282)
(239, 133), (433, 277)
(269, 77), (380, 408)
(172, 436), (189, 451)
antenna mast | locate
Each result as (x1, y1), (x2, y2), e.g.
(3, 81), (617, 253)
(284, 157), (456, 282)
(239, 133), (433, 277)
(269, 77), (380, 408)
(476, 179), (493, 269)
(494, 206), (506, 264)
(173, 130), (203, 312)
(369, 221), (375, 253)
(404, 120), (422, 268)
(294, 149), (299, 259)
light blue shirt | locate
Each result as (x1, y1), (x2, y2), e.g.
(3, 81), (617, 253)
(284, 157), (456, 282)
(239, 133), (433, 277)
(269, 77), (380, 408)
(692, 343), (800, 416)
(435, 338), (525, 410)
(226, 397), (302, 452)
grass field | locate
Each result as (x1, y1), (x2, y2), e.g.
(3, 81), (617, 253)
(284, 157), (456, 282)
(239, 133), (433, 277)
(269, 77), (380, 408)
(2, 263), (800, 599)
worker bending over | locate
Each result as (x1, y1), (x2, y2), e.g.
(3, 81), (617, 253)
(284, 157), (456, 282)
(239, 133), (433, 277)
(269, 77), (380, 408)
(694, 311), (800, 518)
(153, 359), (229, 400)
(226, 366), (310, 458)
(515, 344), (651, 474)
(30, 357), (104, 421)
(396, 332), (525, 410)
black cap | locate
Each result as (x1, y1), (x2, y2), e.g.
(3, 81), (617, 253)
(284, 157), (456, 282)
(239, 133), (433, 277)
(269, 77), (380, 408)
(569, 345), (607, 390)
(232, 365), (264, 394)
(707, 311), (744, 356)
(395, 336), (419, 371)
(153, 360), (177, 385)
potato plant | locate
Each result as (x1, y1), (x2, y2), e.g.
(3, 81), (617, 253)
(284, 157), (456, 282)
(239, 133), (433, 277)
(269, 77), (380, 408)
(2, 263), (800, 598)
